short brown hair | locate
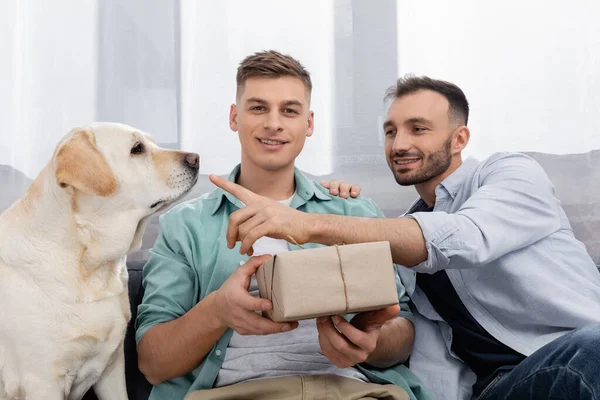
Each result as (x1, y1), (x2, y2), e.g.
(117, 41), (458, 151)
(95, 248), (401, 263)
(385, 75), (470, 125)
(236, 50), (312, 100)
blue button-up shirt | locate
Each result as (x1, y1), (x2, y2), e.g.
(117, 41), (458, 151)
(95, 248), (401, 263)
(397, 152), (600, 400)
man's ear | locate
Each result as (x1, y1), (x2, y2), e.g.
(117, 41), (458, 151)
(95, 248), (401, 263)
(55, 128), (118, 197)
(306, 110), (314, 138)
(452, 125), (470, 154)
(229, 104), (239, 132)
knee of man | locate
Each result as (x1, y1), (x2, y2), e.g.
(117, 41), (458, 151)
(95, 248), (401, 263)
(558, 324), (600, 388)
(569, 323), (600, 352)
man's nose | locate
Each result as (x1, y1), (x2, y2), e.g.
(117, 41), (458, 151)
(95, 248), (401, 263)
(391, 132), (413, 153)
(263, 111), (284, 131)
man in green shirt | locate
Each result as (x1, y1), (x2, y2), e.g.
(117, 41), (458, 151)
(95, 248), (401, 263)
(135, 50), (433, 400)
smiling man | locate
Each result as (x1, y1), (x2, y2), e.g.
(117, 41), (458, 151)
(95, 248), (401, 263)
(212, 75), (600, 400)
(135, 51), (433, 400)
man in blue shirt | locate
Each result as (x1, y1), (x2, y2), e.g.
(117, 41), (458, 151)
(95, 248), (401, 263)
(213, 75), (600, 400)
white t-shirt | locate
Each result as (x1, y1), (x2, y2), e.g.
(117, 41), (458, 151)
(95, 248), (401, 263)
(215, 196), (368, 387)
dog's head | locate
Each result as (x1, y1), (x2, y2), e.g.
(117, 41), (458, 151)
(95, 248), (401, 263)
(53, 123), (199, 252)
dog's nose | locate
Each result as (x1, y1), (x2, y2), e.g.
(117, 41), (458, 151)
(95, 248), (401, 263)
(184, 153), (199, 169)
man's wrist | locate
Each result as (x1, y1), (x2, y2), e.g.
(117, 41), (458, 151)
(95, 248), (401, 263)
(304, 213), (325, 244)
(200, 291), (227, 331)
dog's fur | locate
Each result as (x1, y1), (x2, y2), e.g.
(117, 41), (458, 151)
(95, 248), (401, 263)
(0, 123), (199, 400)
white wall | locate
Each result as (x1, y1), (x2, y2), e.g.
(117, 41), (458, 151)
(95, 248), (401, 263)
(396, 0), (600, 161)
(0, 0), (98, 178)
(180, 0), (335, 175)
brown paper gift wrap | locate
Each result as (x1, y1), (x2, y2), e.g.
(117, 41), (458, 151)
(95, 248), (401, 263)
(256, 241), (399, 322)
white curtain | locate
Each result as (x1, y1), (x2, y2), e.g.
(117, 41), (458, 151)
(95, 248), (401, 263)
(0, 0), (98, 179)
(0, 0), (598, 269)
(0, 0), (598, 178)
(396, 0), (600, 161)
(0, 0), (180, 179)
(179, 0), (335, 175)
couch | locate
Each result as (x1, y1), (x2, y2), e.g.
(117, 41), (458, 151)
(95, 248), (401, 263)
(1, 150), (599, 400)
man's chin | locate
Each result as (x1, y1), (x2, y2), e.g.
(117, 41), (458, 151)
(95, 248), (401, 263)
(393, 171), (425, 186)
(396, 179), (419, 187)
(257, 159), (295, 172)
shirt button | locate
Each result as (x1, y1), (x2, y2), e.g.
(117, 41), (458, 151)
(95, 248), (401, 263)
(215, 350), (222, 357)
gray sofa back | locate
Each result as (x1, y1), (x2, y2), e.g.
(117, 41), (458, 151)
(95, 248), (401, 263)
(2, 150), (599, 267)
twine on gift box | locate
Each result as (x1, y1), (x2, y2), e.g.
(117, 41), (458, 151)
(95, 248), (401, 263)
(285, 235), (346, 249)
(286, 235), (350, 314)
(334, 244), (350, 313)
(286, 235), (306, 249)
(261, 254), (285, 320)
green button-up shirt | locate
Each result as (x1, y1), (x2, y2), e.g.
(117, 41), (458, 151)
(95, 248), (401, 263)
(136, 165), (435, 400)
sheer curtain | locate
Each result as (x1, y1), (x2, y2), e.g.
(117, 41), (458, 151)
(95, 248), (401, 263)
(97, 0), (180, 148)
(396, 0), (600, 160)
(2, 0), (599, 178)
(0, 0), (98, 179)
(0, 0), (180, 180)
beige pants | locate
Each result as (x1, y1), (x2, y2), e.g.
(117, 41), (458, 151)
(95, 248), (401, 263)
(185, 374), (409, 400)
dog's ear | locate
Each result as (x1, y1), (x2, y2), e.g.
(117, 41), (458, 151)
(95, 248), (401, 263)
(55, 128), (118, 197)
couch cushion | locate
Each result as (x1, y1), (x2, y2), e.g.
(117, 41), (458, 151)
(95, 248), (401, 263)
(525, 150), (600, 266)
(123, 260), (153, 400)
(0, 164), (32, 211)
(82, 259), (152, 400)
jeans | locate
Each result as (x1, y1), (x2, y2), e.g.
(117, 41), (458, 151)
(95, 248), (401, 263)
(477, 323), (600, 400)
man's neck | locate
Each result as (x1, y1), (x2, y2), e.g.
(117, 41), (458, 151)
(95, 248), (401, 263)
(236, 160), (296, 201)
(415, 155), (463, 208)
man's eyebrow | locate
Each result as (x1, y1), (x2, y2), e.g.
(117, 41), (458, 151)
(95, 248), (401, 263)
(246, 98), (304, 106)
(246, 97), (268, 104)
(383, 120), (395, 129)
(282, 100), (304, 107)
(405, 117), (433, 125)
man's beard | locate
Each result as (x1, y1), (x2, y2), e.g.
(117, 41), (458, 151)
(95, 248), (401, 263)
(388, 136), (453, 186)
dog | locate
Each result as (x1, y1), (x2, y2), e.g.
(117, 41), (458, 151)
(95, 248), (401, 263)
(0, 123), (199, 400)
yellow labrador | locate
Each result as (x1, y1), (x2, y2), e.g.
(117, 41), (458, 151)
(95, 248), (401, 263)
(0, 123), (199, 400)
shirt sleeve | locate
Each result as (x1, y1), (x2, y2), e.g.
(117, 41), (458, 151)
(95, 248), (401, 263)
(407, 153), (562, 273)
(135, 211), (200, 345)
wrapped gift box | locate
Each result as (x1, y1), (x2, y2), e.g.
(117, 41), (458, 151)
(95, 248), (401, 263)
(256, 241), (399, 322)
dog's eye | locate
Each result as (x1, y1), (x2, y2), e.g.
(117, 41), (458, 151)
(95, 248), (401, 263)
(130, 142), (145, 155)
